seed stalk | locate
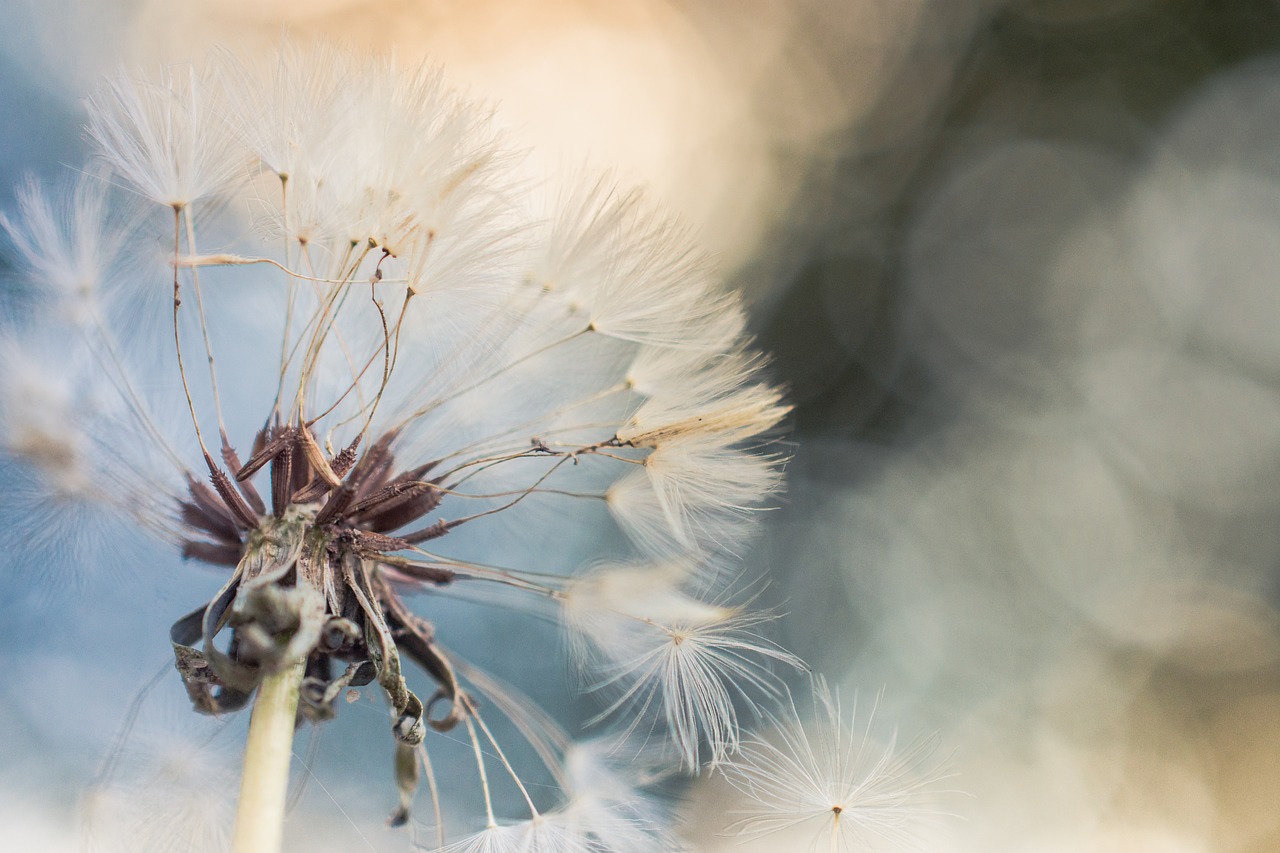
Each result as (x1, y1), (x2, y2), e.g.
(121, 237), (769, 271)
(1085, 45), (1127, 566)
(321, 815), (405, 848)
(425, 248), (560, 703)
(232, 658), (305, 853)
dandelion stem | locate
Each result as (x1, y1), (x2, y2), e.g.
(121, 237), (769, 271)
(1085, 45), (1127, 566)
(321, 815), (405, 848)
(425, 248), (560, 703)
(232, 658), (305, 853)
(183, 206), (230, 443)
(272, 174), (295, 423)
(172, 203), (213, 459)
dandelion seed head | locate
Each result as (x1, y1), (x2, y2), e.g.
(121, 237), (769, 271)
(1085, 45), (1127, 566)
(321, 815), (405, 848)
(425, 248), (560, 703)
(1, 38), (832, 850)
(721, 679), (951, 852)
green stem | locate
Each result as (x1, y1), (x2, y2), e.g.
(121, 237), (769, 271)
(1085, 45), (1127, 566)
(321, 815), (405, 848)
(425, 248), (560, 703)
(232, 659), (305, 853)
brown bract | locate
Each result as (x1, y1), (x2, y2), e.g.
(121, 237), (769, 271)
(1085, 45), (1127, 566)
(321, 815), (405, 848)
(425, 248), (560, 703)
(170, 423), (461, 824)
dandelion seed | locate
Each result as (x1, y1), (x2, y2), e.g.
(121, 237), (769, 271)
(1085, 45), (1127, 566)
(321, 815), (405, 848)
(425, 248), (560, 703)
(86, 61), (244, 209)
(565, 561), (801, 768)
(531, 176), (744, 349)
(0, 173), (125, 319)
(721, 679), (951, 852)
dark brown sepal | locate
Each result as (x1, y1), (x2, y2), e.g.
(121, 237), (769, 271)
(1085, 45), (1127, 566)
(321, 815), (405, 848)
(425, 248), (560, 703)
(204, 452), (260, 529)
(347, 430), (399, 500)
(181, 539), (242, 566)
(329, 435), (362, 479)
(235, 426), (294, 481)
(346, 529), (413, 554)
(270, 439), (295, 517)
(184, 476), (241, 541)
(180, 498), (240, 545)
(383, 560), (456, 586)
(315, 480), (357, 525)
(222, 442), (266, 515)
(400, 519), (451, 544)
(353, 481), (443, 533)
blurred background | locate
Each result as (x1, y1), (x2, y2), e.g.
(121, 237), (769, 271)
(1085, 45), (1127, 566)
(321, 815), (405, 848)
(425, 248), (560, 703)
(3, 1), (1280, 850)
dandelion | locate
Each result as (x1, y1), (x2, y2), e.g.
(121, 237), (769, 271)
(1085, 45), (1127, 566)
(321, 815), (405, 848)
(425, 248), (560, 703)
(1, 40), (808, 852)
(720, 679), (951, 852)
